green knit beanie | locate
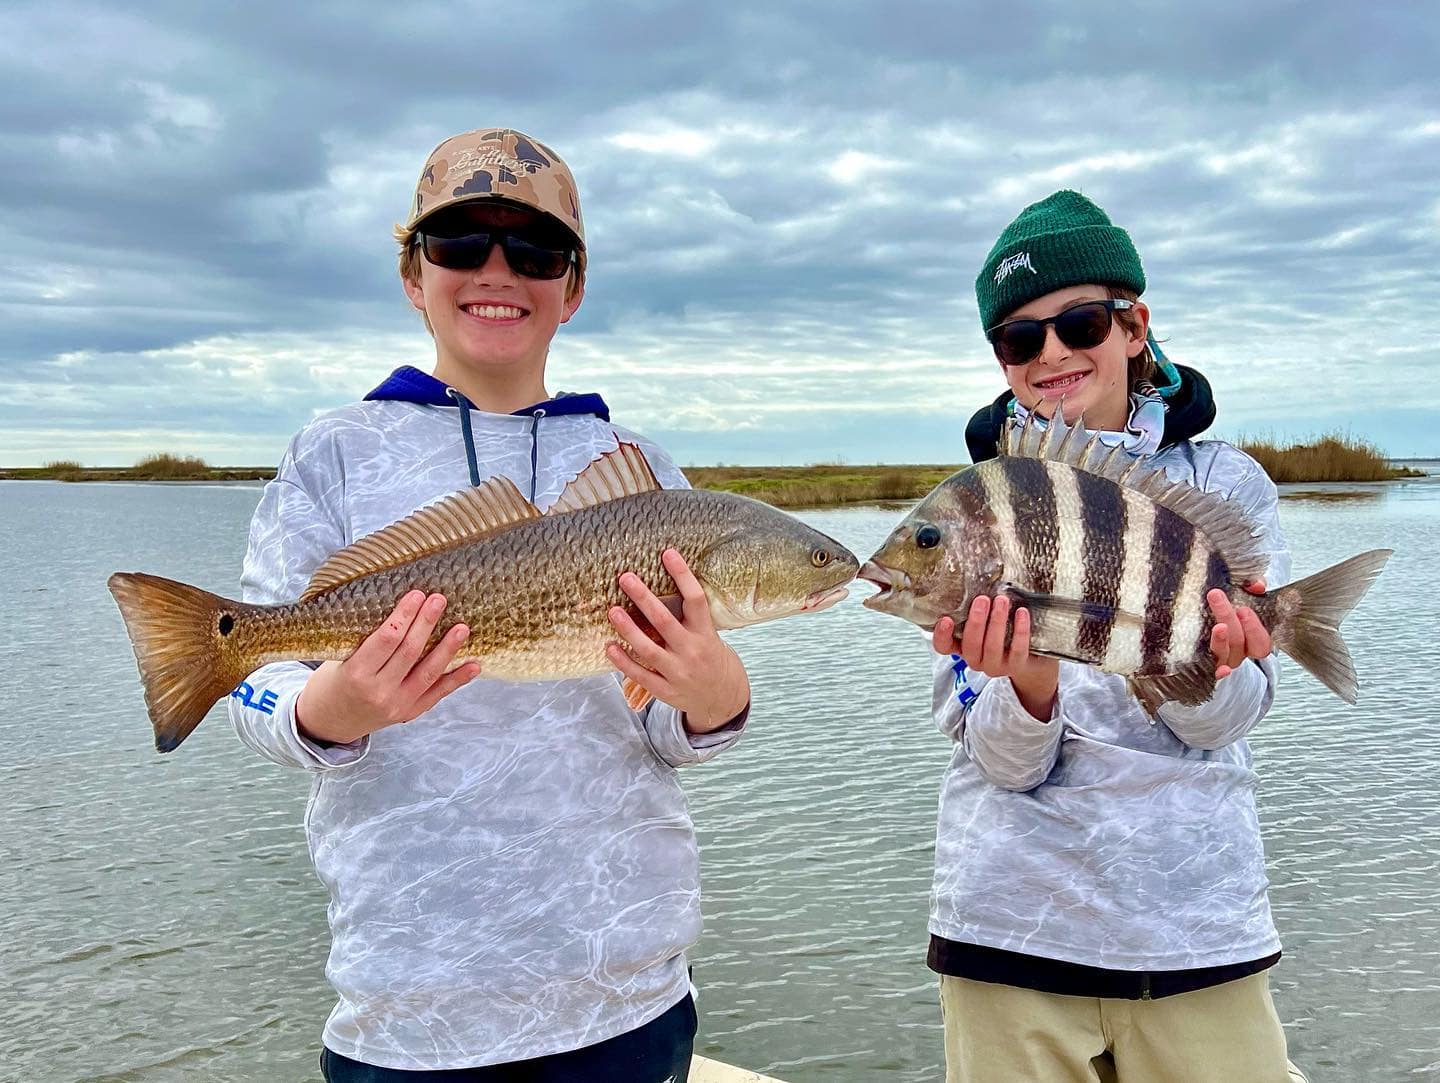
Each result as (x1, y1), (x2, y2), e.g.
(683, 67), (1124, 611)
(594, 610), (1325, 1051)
(975, 190), (1145, 330)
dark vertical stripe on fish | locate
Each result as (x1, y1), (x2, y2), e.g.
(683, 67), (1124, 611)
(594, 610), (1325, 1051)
(1106, 488), (1155, 673)
(1198, 549), (1231, 658)
(1075, 469), (1126, 663)
(1141, 506), (1195, 673)
(1001, 457), (1057, 593)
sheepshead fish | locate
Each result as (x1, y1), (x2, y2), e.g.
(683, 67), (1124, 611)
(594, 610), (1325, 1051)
(859, 410), (1391, 713)
(109, 443), (858, 752)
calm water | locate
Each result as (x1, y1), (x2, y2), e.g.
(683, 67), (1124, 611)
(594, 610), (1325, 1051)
(2, 475), (1438, 1082)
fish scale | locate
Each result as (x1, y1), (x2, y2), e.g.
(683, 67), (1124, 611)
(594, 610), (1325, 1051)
(247, 489), (806, 676)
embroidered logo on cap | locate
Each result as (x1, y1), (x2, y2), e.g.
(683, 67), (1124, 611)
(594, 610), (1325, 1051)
(994, 251), (1037, 284)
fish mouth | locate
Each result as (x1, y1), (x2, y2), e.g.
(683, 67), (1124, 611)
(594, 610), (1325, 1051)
(801, 585), (850, 614)
(857, 560), (910, 608)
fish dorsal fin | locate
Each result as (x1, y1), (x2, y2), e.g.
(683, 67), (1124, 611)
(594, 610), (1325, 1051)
(1004, 407), (1270, 584)
(546, 442), (662, 515)
(300, 476), (540, 602)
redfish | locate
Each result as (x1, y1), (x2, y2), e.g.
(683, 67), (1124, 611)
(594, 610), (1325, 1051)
(110, 444), (857, 751)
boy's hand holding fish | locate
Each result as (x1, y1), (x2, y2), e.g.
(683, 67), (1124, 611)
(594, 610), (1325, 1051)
(1207, 581), (1272, 679)
(295, 591), (480, 745)
(606, 547), (751, 734)
(932, 596), (1060, 721)
(930, 579), (1277, 720)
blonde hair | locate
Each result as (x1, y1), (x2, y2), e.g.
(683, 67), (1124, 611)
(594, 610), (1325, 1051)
(393, 220), (587, 334)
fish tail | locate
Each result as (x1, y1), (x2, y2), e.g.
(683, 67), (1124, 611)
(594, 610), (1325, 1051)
(107, 572), (260, 752)
(1268, 549), (1392, 704)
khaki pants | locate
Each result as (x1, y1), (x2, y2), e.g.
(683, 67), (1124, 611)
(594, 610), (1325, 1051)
(940, 972), (1308, 1083)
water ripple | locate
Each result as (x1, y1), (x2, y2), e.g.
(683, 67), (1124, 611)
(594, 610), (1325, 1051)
(1, 482), (1436, 1081)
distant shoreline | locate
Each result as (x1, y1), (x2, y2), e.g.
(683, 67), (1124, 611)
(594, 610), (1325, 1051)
(0, 463), (963, 509)
(4, 457), (1431, 510)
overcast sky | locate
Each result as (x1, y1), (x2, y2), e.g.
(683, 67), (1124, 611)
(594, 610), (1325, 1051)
(4, 0), (1438, 468)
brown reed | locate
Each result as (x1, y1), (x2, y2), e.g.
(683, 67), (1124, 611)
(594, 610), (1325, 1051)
(1237, 433), (1422, 483)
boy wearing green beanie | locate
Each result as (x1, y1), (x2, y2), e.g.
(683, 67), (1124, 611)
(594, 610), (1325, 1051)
(925, 190), (1307, 1082)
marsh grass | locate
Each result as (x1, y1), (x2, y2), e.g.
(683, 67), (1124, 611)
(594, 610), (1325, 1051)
(1237, 433), (1425, 483)
(5, 437), (1424, 499)
(131, 453), (212, 480)
(687, 464), (958, 508)
(40, 460), (86, 481)
(5, 456), (273, 483)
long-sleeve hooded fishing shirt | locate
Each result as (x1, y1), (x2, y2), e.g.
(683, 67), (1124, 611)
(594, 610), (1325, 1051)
(930, 423), (1293, 978)
(228, 368), (741, 1070)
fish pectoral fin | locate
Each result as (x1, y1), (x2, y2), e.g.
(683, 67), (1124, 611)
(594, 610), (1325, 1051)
(1028, 646), (1094, 665)
(620, 677), (655, 713)
(1127, 662), (1218, 718)
(999, 587), (1145, 635)
(547, 442), (663, 515)
(300, 477), (540, 602)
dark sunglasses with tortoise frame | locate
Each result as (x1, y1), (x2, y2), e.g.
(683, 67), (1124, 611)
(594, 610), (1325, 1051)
(985, 298), (1135, 366)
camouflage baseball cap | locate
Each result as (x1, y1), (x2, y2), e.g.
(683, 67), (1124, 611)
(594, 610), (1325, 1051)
(404, 128), (585, 246)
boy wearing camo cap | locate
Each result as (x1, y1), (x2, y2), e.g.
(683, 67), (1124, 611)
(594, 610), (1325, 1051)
(229, 128), (751, 1082)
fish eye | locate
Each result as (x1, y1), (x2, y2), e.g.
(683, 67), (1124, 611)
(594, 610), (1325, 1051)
(914, 524), (942, 549)
(810, 547), (832, 568)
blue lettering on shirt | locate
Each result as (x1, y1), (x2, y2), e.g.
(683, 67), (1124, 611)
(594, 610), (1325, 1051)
(230, 682), (278, 715)
(951, 654), (978, 707)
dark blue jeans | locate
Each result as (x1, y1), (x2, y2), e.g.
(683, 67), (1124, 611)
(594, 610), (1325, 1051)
(320, 994), (696, 1083)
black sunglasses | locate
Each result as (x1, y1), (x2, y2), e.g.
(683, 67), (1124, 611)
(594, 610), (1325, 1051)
(986, 299), (1135, 366)
(418, 227), (577, 280)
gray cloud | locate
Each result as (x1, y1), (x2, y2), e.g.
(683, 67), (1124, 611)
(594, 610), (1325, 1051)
(3, 0), (1438, 465)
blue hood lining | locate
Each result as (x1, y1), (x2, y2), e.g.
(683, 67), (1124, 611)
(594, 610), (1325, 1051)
(364, 366), (610, 420)
(364, 367), (615, 503)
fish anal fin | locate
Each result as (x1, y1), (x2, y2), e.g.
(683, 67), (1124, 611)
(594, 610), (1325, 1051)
(1127, 676), (1167, 718)
(1128, 661), (1218, 718)
(621, 677), (655, 712)
(300, 476), (539, 602)
(548, 442), (662, 515)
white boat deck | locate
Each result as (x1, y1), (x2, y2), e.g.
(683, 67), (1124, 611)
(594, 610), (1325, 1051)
(691, 1054), (786, 1081)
